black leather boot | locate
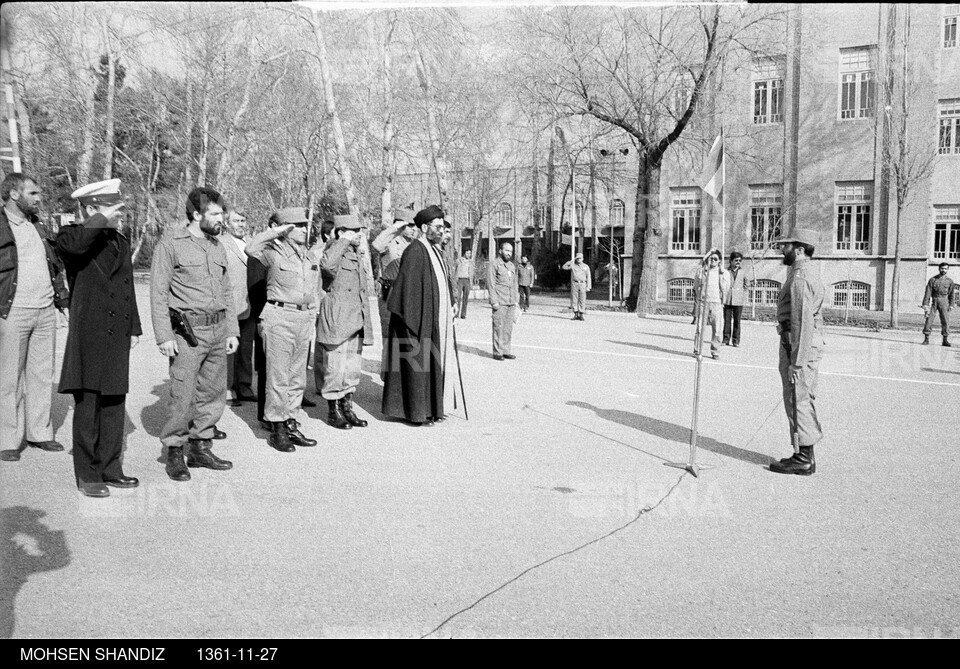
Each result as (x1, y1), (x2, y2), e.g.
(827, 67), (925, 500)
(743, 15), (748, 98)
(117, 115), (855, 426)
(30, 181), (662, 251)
(771, 445), (815, 475)
(269, 422), (295, 453)
(327, 400), (352, 430)
(285, 419), (317, 446)
(165, 446), (191, 482)
(187, 439), (233, 470)
(339, 394), (368, 428)
(944, 337), (952, 347)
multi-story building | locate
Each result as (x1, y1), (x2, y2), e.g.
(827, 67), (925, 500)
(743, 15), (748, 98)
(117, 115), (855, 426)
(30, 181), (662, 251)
(394, 4), (959, 312)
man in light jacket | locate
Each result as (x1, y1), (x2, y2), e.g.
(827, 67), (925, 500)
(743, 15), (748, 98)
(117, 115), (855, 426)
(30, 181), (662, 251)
(722, 251), (747, 347)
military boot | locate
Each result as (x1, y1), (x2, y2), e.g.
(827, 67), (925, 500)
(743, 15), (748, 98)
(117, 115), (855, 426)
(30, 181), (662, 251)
(339, 394), (368, 428)
(327, 400), (352, 430)
(770, 445), (815, 476)
(285, 419), (317, 446)
(165, 446), (191, 482)
(269, 422), (295, 453)
(186, 439), (233, 470)
(944, 337), (952, 347)
(922, 335), (930, 345)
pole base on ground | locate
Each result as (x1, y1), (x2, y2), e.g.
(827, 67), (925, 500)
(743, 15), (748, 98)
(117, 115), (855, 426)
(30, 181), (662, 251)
(664, 461), (715, 478)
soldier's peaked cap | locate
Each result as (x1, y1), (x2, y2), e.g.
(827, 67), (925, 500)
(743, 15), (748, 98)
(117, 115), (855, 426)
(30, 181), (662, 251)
(71, 179), (122, 206)
(393, 208), (416, 223)
(334, 214), (362, 230)
(275, 207), (309, 225)
(778, 228), (818, 247)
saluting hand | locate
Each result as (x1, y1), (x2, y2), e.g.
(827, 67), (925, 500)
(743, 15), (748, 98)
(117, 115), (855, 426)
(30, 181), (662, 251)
(790, 365), (802, 386)
(159, 340), (179, 357)
(226, 336), (239, 355)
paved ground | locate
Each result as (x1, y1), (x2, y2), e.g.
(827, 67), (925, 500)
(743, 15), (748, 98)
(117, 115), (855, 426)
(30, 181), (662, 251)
(2, 281), (959, 639)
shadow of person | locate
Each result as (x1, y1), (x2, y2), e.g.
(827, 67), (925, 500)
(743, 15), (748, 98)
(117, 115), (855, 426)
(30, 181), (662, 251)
(140, 382), (169, 463)
(51, 384), (71, 434)
(607, 339), (692, 358)
(921, 367), (960, 376)
(567, 401), (771, 467)
(0, 506), (71, 639)
(454, 343), (495, 360)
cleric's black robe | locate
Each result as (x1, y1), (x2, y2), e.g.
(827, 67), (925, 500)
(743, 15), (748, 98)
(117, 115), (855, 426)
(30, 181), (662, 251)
(381, 239), (450, 423)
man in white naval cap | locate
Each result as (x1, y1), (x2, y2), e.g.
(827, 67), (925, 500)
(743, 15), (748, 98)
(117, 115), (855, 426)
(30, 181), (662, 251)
(56, 179), (142, 497)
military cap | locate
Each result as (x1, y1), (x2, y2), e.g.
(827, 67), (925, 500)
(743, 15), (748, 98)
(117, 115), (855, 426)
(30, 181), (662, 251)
(414, 205), (445, 227)
(575, 252), (584, 260)
(393, 208), (416, 224)
(333, 213), (362, 230)
(730, 251), (743, 261)
(778, 228), (818, 247)
(70, 179), (122, 206)
(275, 207), (309, 225)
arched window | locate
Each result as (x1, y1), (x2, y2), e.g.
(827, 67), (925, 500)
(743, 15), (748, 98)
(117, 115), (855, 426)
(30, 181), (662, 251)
(533, 203), (547, 228)
(668, 278), (696, 303)
(496, 202), (513, 229)
(833, 281), (871, 309)
(748, 279), (782, 306)
(610, 199), (625, 227)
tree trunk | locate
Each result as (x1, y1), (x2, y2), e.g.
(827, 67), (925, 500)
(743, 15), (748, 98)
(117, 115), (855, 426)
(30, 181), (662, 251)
(413, 41), (449, 210)
(531, 147), (541, 265)
(197, 84), (210, 187)
(77, 71), (96, 185)
(546, 129), (557, 251)
(379, 16), (397, 228)
(633, 152), (662, 317)
(214, 45), (258, 193)
(102, 41), (116, 180)
(589, 159), (598, 271)
(890, 204), (903, 327)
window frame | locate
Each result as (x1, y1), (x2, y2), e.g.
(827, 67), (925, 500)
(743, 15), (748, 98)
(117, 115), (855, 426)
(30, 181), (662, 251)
(945, 4), (959, 48)
(495, 202), (513, 229)
(668, 278), (696, 303)
(609, 199), (625, 228)
(933, 205), (960, 260)
(838, 47), (877, 121)
(833, 281), (871, 310)
(836, 182), (873, 252)
(749, 184), (784, 251)
(939, 99), (960, 155)
(748, 279), (782, 306)
(752, 57), (785, 125)
(669, 188), (702, 253)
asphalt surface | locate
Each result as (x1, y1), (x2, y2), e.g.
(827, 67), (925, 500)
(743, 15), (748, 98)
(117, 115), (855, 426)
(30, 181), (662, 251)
(2, 282), (959, 639)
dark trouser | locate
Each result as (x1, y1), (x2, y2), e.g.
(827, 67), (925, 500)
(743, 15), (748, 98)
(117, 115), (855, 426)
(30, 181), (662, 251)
(255, 325), (266, 422)
(457, 278), (471, 318)
(519, 286), (531, 310)
(723, 305), (742, 345)
(71, 391), (126, 484)
(922, 297), (951, 338)
(160, 321), (228, 447)
(227, 315), (256, 398)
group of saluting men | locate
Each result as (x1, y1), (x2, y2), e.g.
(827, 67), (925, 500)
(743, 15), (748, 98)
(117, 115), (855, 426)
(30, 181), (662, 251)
(2, 172), (955, 494)
(0, 173), (473, 497)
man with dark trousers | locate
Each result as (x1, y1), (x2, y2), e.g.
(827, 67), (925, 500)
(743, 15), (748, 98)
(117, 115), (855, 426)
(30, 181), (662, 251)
(723, 251), (747, 347)
(921, 262), (956, 347)
(221, 207), (256, 402)
(56, 179), (141, 498)
(150, 187), (238, 481)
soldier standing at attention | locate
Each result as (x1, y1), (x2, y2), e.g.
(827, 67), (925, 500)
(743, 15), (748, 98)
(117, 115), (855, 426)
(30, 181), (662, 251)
(150, 187), (238, 481)
(317, 214), (373, 430)
(245, 208), (321, 452)
(921, 262), (956, 347)
(489, 241), (520, 361)
(518, 255), (535, 312)
(770, 228), (825, 476)
(562, 253), (592, 321)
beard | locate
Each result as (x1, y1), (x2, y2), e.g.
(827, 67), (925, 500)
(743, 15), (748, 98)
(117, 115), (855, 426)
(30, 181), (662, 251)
(781, 248), (797, 266)
(200, 220), (222, 236)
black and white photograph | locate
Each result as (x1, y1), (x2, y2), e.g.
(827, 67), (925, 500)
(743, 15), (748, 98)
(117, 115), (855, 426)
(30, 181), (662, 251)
(1, 0), (959, 643)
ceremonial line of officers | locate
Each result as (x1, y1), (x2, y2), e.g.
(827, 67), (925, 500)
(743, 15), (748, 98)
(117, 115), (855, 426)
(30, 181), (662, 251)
(1, 173), (957, 494)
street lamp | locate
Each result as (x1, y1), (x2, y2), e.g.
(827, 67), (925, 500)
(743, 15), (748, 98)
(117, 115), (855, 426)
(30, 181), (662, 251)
(598, 147), (630, 307)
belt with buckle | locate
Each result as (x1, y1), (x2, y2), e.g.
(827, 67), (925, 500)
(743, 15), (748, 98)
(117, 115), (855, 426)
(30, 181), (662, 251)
(267, 299), (309, 311)
(190, 310), (226, 327)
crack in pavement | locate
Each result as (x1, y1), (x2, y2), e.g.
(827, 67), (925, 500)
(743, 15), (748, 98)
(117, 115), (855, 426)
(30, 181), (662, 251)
(420, 472), (689, 639)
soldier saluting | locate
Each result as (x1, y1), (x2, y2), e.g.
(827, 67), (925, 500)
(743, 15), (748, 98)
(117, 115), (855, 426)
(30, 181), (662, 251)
(770, 228), (825, 476)
(921, 262), (956, 347)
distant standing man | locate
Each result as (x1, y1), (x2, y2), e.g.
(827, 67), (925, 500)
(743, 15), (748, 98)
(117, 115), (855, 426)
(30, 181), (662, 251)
(455, 249), (474, 319)
(693, 249), (729, 360)
(562, 253), (592, 320)
(245, 208), (321, 452)
(57, 179), (141, 497)
(150, 187), (238, 481)
(518, 255), (535, 312)
(317, 214), (373, 430)
(489, 242), (520, 361)
(221, 207), (256, 402)
(770, 228), (825, 476)
(0, 173), (69, 461)
(373, 209), (417, 373)
(921, 262), (956, 347)
(722, 251), (747, 347)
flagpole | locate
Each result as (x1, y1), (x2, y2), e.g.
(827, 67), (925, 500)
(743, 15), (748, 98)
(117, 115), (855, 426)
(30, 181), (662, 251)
(720, 128), (725, 258)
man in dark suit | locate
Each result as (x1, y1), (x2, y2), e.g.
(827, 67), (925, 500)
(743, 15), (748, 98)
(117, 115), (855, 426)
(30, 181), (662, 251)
(56, 179), (142, 497)
(220, 207), (256, 402)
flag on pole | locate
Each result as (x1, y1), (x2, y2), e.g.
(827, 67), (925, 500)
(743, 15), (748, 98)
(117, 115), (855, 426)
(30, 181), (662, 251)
(702, 131), (723, 206)
(560, 233), (573, 246)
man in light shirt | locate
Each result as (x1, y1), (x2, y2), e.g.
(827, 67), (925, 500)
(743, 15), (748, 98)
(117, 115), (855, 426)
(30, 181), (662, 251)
(693, 248), (729, 361)
(0, 173), (70, 462)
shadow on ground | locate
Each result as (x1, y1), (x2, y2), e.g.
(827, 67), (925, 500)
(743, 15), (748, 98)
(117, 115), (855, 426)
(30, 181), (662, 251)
(607, 339), (691, 358)
(568, 401), (771, 467)
(0, 506), (71, 639)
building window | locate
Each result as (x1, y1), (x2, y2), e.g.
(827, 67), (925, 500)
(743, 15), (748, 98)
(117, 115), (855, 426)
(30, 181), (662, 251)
(946, 5), (959, 48)
(610, 199), (625, 227)
(668, 278), (696, 303)
(839, 47), (876, 120)
(749, 184), (783, 251)
(496, 202), (513, 229)
(673, 73), (694, 117)
(939, 99), (960, 155)
(833, 281), (871, 309)
(933, 205), (960, 259)
(753, 57), (784, 125)
(533, 203), (547, 228)
(670, 188), (702, 252)
(836, 182), (873, 251)
(748, 279), (782, 306)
